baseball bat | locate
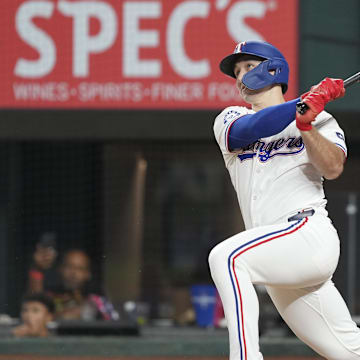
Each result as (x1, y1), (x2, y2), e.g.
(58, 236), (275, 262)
(296, 71), (360, 115)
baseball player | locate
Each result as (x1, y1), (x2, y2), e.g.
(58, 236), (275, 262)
(210, 40), (360, 360)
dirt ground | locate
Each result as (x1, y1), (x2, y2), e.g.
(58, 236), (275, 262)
(0, 356), (320, 360)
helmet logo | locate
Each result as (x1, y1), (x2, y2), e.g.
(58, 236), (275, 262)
(234, 41), (246, 54)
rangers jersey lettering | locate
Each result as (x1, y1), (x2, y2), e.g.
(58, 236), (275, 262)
(237, 136), (304, 162)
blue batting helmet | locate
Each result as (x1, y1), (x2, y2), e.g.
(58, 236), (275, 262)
(219, 40), (289, 93)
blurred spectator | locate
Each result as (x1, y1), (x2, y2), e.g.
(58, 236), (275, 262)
(27, 232), (58, 294)
(48, 249), (118, 321)
(12, 293), (55, 338)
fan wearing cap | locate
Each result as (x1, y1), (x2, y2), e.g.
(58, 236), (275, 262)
(210, 41), (359, 360)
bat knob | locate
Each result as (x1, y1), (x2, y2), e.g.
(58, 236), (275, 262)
(296, 101), (309, 115)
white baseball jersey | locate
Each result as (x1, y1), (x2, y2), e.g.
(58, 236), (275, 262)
(213, 106), (347, 230)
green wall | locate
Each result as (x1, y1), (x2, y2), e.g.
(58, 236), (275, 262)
(299, 0), (360, 113)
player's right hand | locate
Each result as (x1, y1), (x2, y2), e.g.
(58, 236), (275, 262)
(305, 77), (345, 103)
(296, 78), (345, 131)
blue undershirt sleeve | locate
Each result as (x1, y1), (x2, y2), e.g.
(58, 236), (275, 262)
(228, 98), (300, 151)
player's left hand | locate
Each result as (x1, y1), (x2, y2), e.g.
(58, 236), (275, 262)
(296, 78), (345, 131)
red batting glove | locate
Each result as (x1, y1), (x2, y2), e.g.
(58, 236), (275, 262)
(296, 78), (345, 131)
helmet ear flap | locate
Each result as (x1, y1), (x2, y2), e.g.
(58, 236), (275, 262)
(242, 60), (273, 90)
(242, 58), (289, 93)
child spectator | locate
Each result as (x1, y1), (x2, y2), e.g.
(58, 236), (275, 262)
(12, 293), (55, 337)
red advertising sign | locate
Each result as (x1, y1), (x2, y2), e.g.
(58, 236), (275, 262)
(1, 0), (298, 109)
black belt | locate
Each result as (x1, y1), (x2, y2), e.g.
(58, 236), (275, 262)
(287, 209), (315, 222)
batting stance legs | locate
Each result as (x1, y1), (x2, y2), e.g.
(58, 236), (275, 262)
(209, 213), (360, 360)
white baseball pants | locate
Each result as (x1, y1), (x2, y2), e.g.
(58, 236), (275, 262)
(209, 213), (360, 360)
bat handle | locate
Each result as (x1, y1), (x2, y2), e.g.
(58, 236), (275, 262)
(296, 71), (360, 115)
(344, 71), (360, 87)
